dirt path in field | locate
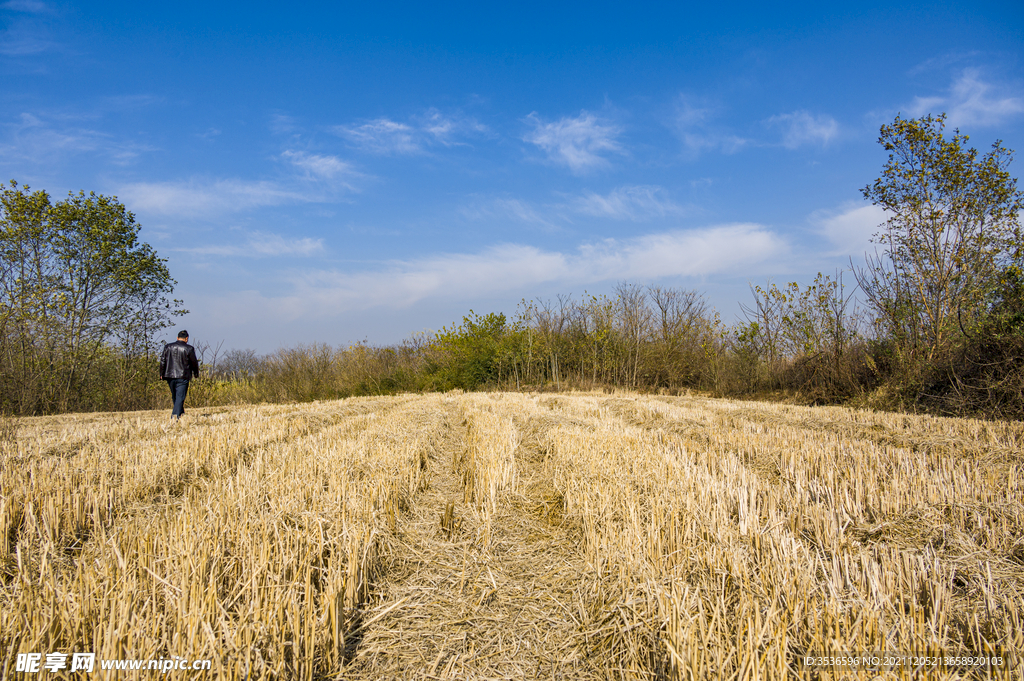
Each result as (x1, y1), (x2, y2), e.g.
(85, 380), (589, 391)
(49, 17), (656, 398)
(344, 398), (605, 680)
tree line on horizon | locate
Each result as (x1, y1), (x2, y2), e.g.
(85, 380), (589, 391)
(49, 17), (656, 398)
(3, 113), (1023, 418)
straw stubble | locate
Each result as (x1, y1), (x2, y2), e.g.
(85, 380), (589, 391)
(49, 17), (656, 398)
(2, 392), (1021, 679)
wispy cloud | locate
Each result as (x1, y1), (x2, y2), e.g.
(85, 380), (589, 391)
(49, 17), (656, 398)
(269, 113), (298, 135)
(334, 118), (419, 154)
(908, 68), (1024, 128)
(92, 94), (163, 115)
(459, 197), (560, 229)
(907, 51), (980, 76)
(461, 186), (686, 228)
(523, 111), (623, 173)
(174, 231), (324, 258)
(2, 1), (53, 12)
(0, 112), (153, 163)
(811, 202), (888, 257)
(281, 150), (359, 186)
(119, 151), (360, 217)
(269, 223), (785, 315)
(568, 185), (686, 221)
(0, 23), (55, 56)
(491, 198), (557, 226)
(334, 108), (486, 154)
(671, 96), (747, 156)
(676, 98), (713, 128)
(765, 110), (839, 149)
(117, 179), (312, 218)
(417, 108), (487, 146)
(0, 0), (58, 56)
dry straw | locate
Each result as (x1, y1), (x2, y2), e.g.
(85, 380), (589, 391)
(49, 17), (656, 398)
(2, 392), (1022, 679)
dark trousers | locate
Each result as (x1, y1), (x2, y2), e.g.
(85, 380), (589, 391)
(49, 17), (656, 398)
(166, 378), (190, 418)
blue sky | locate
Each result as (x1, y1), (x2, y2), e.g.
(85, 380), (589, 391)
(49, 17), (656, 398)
(2, 1), (1022, 352)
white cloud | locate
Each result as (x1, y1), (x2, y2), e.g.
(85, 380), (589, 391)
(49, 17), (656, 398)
(523, 111), (623, 173)
(119, 154), (359, 218)
(670, 96), (748, 157)
(117, 179), (311, 218)
(334, 118), (420, 154)
(333, 109), (487, 154)
(281, 150), (358, 185)
(461, 187), (686, 228)
(675, 98), (713, 129)
(908, 69), (1024, 128)
(766, 111), (839, 149)
(174, 231), (324, 258)
(907, 51), (979, 76)
(0, 112), (152, 163)
(492, 198), (557, 227)
(418, 108), (487, 145)
(274, 223), (784, 315)
(575, 225), (782, 281)
(569, 185), (685, 221)
(421, 112), (455, 141)
(811, 203), (888, 257)
(460, 197), (559, 229)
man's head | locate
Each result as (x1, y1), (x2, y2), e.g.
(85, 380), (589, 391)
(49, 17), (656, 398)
(177, 330), (189, 341)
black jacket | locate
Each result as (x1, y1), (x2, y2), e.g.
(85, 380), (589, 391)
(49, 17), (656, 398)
(160, 340), (200, 379)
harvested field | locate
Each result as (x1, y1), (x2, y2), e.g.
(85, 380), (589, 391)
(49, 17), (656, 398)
(2, 392), (1022, 679)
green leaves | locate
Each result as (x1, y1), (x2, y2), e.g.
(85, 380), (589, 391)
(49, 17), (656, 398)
(430, 311), (511, 390)
(857, 113), (1024, 358)
(0, 181), (184, 413)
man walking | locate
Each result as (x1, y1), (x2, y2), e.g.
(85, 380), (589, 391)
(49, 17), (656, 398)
(160, 330), (200, 420)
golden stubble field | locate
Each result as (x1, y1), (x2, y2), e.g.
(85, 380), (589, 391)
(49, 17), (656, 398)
(1, 392), (1022, 680)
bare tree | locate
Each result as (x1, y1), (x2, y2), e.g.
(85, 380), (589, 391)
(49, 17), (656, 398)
(614, 282), (652, 388)
(739, 280), (789, 384)
(648, 285), (711, 386)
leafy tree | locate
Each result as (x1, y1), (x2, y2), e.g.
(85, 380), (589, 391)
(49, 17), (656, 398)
(573, 292), (618, 386)
(857, 113), (1023, 360)
(986, 264), (1024, 335)
(0, 183), (56, 408)
(429, 311), (509, 390)
(0, 181), (185, 414)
